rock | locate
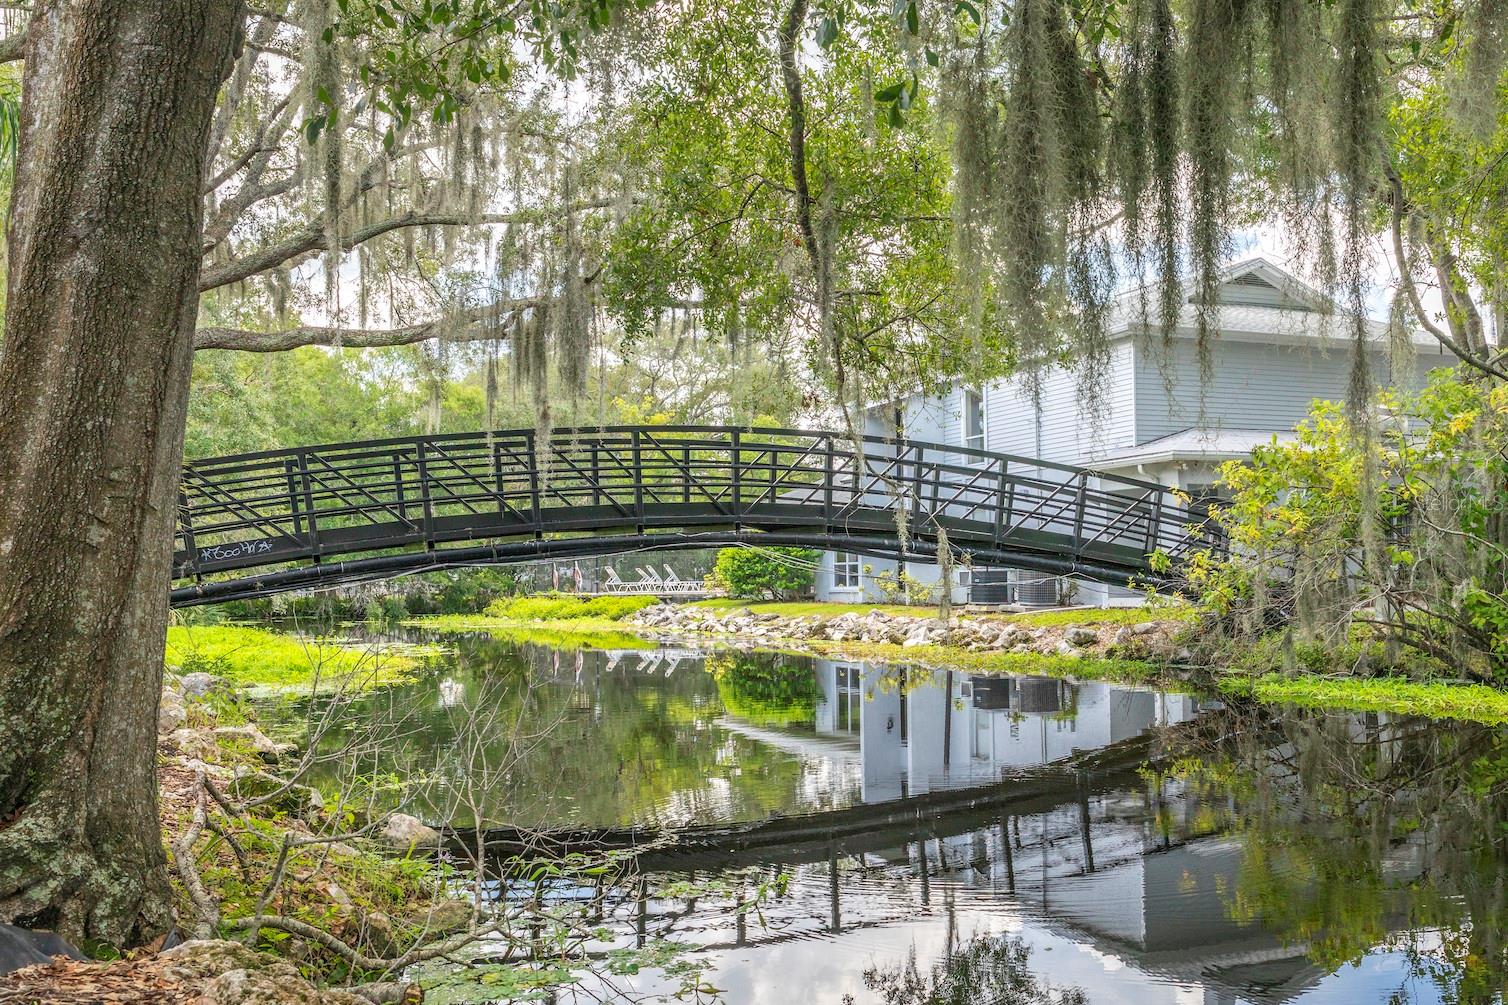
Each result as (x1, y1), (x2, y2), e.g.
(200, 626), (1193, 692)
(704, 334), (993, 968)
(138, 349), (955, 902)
(1110, 627), (1134, 646)
(381, 812), (441, 852)
(228, 769), (325, 818)
(1064, 626), (1099, 647)
(408, 897), (473, 938)
(169, 728), (218, 761)
(158, 940), (372, 1004)
(213, 725), (290, 763)
(1054, 639), (1082, 658)
(159, 691), (187, 734)
(1132, 620), (1161, 636)
(180, 671), (221, 698)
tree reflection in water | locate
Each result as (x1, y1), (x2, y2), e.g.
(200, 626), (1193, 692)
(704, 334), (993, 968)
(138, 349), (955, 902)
(854, 935), (1086, 1005)
(1170, 703), (1508, 1004)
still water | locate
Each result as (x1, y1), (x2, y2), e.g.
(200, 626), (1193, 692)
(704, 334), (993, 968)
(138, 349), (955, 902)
(280, 632), (1508, 1004)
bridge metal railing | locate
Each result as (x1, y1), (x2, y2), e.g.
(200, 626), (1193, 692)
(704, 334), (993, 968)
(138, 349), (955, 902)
(172, 426), (1227, 583)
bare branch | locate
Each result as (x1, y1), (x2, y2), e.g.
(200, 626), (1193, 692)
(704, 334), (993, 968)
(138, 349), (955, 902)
(0, 28), (25, 63)
(194, 307), (525, 352)
(1385, 167), (1508, 382)
(200, 201), (616, 292)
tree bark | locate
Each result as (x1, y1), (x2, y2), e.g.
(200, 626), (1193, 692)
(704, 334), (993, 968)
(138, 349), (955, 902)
(0, 0), (243, 946)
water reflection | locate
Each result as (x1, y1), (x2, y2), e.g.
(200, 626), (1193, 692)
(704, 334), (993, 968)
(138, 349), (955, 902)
(280, 636), (1508, 1003)
(296, 638), (1196, 831)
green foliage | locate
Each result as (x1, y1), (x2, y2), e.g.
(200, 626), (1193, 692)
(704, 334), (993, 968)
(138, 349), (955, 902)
(164, 625), (434, 689)
(1188, 368), (1508, 678)
(707, 652), (820, 728)
(707, 547), (818, 600)
(481, 593), (660, 621)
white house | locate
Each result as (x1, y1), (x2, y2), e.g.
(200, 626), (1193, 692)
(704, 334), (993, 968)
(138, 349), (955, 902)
(816, 257), (1456, 606)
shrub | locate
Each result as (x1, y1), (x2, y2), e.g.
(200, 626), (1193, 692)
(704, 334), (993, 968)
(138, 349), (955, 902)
(706, 547), (818, 600)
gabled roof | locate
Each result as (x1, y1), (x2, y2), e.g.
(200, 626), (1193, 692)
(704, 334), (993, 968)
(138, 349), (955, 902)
(1196, 257), (1336, 313)
(1093, 426), (1298, 468)
(1108, 256), (1436, 349)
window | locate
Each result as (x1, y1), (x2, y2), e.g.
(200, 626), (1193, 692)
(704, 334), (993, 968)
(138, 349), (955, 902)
(963, 388), (985, 452)
(833, 552), (861, 590)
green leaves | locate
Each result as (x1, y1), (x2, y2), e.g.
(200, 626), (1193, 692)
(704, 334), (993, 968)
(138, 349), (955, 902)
(874, 73), (919, 127)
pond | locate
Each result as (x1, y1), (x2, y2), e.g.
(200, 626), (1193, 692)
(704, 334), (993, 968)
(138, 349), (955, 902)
(272, 632), (1508, 1004)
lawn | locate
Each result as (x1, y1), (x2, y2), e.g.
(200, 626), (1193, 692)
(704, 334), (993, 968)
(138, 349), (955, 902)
(165, 624), (433, 690)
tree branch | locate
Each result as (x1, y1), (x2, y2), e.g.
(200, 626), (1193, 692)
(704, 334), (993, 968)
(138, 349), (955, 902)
(200, 202), (616, 292)
(194, 308), (526, 352)
(0, 28), (25, 63)
(1385, 167), (1508, 382)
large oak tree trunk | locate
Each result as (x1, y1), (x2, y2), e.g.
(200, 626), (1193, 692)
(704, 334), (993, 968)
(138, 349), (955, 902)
(0, 0), (242, 945)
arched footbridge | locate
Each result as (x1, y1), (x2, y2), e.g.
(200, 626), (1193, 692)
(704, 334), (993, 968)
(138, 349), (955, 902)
(169, 426), (1226, 607)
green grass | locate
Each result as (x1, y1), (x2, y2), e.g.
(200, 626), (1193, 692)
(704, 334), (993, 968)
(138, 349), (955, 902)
(404, 615), (656, 649)
(484, 594), (661, 621)
(689, 599), (932, 618)
(165, 624), (433, 690)
(1219, 672), (1508, 724)
(1003, 604), (1195, 628)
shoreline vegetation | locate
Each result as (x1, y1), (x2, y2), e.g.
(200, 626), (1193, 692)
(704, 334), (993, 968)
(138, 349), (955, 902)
(407, 596), (1508, 725)
(165, 623), (444, 691)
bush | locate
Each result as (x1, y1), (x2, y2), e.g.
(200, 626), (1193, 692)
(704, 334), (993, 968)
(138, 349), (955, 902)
(706, 547), (817, 600)
(482, 594), (660, 622)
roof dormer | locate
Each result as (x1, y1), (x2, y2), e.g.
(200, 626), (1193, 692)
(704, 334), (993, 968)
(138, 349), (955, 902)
(1189, 257), (1334, 313)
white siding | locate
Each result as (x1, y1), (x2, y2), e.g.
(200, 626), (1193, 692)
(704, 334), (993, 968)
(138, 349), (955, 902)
(1134, 338), (1451, 443)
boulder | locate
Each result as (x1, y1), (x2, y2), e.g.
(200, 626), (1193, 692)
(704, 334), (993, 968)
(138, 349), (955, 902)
(180, 672), (222, 698)
(159, 940), (372, 1004)
(1064, 626), (1099, 647)
(1132, 620), (1162, 636)
(1054, 639), (1082, 658)
(169, 728), (219, 761)
(158, 691), (187, 734)
(213, 725), (295, 764)
(380, 812), (441, 852)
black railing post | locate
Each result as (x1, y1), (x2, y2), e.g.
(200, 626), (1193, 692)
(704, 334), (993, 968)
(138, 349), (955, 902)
(1146, 495), (1163, 555)
(416, 440), (436, 548)
(394, 452), (409, 526)
(1071, 471), (1088, 556)
(591, 442), (601, 507)
(682, 445), (692, 504)
(177, 488), (198, 578)
(284, 457), (304, 541)
(491, 442), (506, 518)
(993, 458), (1009, 548)
(910, 444), (925, 531)
(296, 450), (320, 560)
(731, 428), (742, 526)
(823, 435), (834, 527)
(526, 431), (543, 535)
(631, 429), (645, 533)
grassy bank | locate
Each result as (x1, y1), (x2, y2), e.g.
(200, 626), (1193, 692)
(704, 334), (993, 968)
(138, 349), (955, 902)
(165, 624), (436, 690)
(405, 594), (661, 649)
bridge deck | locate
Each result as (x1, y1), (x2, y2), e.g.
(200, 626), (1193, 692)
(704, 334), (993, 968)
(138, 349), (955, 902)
(170, 426), (1225, 606)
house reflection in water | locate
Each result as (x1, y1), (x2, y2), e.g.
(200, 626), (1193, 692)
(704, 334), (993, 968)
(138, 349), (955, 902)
(705, 663), (1425, 1003)
(809, 659), (1199, 802)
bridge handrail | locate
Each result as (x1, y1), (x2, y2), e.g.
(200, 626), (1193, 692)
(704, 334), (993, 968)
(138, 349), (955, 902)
(172, 425), (1227, 595)
(183, 424), (1181, 495)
